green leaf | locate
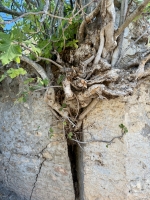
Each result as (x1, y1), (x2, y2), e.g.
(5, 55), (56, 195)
(57, 75), (65, 85)
(68, 132), (73, 139)
(0, 32), (10, 41)
(30, 44), (41, 55)
(0, 43), (22, 65)
(119, 123), (128, 134)
(7, 68), (27, 78)
(49, 133), (54, 138)
(24, 78), (35, 84)
(14, 56), (20, 63)
(15, 94), (28, 103)
(42, 78), (49, 86)
(0, 74), (7, 82)
(66, 39), (78, 48)
(119, 124), (124, 129)
(63, 121), (67, 126)
(49, 127), (54, 133)
(59, 103), (67, 111)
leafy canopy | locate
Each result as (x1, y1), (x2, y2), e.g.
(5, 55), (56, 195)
(0, 0), (81, 65)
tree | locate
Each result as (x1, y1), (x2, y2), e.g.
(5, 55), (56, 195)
(0, 0), (150, 140)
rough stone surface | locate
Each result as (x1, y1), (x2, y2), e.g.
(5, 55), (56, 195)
(0, 80), (75, 200)
(81, 80), (150, 200)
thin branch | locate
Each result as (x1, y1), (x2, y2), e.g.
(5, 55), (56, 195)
(49, 0), (59, 35)
(71, 131), (125, 145)
(0, 11), (69, 25)
(19, 43), (64, 70)
(115, 0), (150, 39)
(113, 0), (128, 67)
(115, 26), (150, 67)
(40, 0), (50, 23)
(12, 0), (23, 12)
(73, 0), (94, 18)
(93, 27), (104, 64)
(20, 56), (49, 80)
(78, 0), (102, 42)
(136, 53), (150, 80)
(0, 3), (24, 16)
(38, 57), (64, 70)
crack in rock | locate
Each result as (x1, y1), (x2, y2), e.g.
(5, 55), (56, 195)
(30, 158), (46, 200)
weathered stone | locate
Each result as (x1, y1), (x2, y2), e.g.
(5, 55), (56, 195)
(80, 82), (150, 200)
(0, 81), (75, 200)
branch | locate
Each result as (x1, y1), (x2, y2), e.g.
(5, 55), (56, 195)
(93, 28), (105, 64)
(135, 53), (150, 80)
(78, 1), (102, 42)
(40, 0), (50, 23)
(62, 78), (74, 100)
(0, 3), (23, 16)
(44, 87), (69, 119)
(73, 0), (94, 18)
(24, 0), (37, 7)
(112, 0), (128, 67)
(115, 26), (150, 67)
(79, 98), (99, 121)
(20, 56), (48, 80)
(38, 57), (64, 70)
(71, 131), (125, 145)
(19, 43), (64, 70)
(115, 0), (150, 39)
(0, 11), (69, 25)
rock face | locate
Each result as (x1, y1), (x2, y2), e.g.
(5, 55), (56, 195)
(1, 78), (150, 200)
(80, 81), (150, 200)
(0, 80), (75, 200)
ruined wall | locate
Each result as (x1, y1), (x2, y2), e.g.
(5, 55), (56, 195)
(0, 80), (75, 200)
(81, 80), (150, 200)
(1, 78), (150, 200)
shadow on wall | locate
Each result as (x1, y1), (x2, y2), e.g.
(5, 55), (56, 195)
(0, 181), (26, 200)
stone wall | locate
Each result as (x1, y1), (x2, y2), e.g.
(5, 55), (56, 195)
(80, 80), (150, 200)
(1, 78), (150, 200)
(0, 80), (75, 200)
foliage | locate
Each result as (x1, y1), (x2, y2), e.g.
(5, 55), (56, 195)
(119, 124), (128, 134)
(68, 132), (73, 139)
(49, 127), (54, 138)
(0, 68), (27, 82)
(0, 32), (21, 65)
(14, 77), (49, 103)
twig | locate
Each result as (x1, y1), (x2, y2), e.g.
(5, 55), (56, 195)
(115, 26), (150, 67)
(74, 94), (80, 120)
(71, 131), (125, 145)
(0, 11), (69, 25)
(49, 0), (59, 35)
(67, 117), (76, 127)
(73, 0), (94, 18)
(78, 0), (102, 42)
(38, 57), (64, 70)
(19, 43), (64, 70)
(115, 0), (150, 39)
(74, 135), (85, 152)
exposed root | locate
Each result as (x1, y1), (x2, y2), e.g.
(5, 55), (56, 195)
(135, 53), (150, 80)
(42, 0), (150, 144)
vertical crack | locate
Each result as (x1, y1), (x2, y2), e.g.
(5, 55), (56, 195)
(30, 158), (46, 200)
(67, 143), (79, 199)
